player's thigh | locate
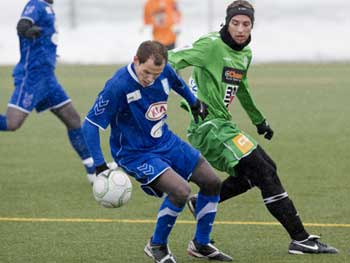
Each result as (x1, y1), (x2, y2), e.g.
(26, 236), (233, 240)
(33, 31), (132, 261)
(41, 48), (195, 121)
(190, 156), (221, 195)
(51, 102), (81, 129)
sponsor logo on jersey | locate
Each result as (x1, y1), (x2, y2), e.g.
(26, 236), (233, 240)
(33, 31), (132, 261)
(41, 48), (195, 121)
(150, 119), (165, 138)
(222, 67), (245, 84)
(146, 102), (167, 121)
(232, 133), (254, 154)
(224, 84), (239, 108)
(127, 90), (142, 103)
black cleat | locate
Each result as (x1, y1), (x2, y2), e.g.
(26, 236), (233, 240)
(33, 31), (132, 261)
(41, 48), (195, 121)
(144, 239), (176, 263)
(289, 235), (339, 254)
(187, 239), (233, 261)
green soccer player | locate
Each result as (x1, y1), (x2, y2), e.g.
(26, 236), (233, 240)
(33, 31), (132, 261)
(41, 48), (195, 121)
(169, 0), (338, 255)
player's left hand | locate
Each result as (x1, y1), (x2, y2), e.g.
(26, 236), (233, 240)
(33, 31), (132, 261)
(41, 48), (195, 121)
(190, 99), (208, 123)
(256, 119), (274, 140)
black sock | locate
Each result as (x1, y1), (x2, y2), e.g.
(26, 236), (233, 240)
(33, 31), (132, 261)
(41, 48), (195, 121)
(266, 197), (309, 241)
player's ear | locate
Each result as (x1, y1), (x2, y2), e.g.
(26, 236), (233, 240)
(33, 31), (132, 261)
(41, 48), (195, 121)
(133, 56), (139, 65)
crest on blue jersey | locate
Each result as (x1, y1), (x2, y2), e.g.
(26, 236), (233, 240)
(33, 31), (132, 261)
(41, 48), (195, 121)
(24, 5), (35, 15)
(127, 90), (142, 103)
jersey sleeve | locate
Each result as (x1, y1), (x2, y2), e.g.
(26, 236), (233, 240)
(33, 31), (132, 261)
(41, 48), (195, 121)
(168, 36), (212, 70)
(85, 79), (120, 130)
(21, 1), (43, 24)
(236, 66), (266, 125)
(166, 64), (196, 105)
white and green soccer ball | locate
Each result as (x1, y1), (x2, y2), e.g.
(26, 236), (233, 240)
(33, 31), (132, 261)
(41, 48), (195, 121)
(92, 167), (132, 208)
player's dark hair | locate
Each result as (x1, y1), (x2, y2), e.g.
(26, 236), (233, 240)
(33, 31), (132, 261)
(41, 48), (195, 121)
(136, 40), (168, 66)
(226, 0), (255, 26)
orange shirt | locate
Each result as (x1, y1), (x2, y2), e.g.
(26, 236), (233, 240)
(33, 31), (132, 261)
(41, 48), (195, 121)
(144, 0), (181, 46)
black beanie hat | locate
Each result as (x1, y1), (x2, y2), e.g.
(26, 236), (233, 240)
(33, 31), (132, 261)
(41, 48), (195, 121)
(225, 4), (255, 26)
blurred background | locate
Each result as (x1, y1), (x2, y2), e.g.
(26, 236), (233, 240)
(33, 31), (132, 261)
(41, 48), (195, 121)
(0, 0), (349, 64)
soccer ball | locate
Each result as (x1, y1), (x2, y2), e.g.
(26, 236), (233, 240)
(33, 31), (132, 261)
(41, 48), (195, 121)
(92, 167), (132, 208)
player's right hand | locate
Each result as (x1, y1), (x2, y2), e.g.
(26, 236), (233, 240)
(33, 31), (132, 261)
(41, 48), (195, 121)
(256, 119), (274, 140)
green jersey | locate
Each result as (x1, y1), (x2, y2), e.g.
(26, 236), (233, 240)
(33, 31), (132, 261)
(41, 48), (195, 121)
(169, 32), (266, 174)
(169, 32), (265, 125)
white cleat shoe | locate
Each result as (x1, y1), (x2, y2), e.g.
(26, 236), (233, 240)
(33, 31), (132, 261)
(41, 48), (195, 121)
(86, 173), (96, 185)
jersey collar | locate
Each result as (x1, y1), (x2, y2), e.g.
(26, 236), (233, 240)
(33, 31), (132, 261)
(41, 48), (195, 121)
(127, 63), (155, 87)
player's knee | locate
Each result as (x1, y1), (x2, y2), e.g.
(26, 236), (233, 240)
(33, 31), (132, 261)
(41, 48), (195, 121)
(170, 184), (191, 206)
(7, 119), (23, 131)
(66, 113), (81, 129)
(201, 175), (221, 196)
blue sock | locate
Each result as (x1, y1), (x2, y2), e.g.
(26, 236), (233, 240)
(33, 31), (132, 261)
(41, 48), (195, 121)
(0, 115), (8, 131)
(194, 193), (220, 245)
(68, 128), (95, 173)
(151, 196), (184, 245)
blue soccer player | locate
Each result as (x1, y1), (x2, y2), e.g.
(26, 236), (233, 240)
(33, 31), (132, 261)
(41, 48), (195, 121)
(0, 0), (96, 182)
(83, 40), (233, 262)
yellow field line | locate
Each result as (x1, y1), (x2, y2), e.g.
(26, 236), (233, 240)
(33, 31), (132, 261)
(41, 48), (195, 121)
(0, 217), (349, 228)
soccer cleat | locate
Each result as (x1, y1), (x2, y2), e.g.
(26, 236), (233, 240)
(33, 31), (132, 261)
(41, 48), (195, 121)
(187, 194), (197, 218)
(187, 239), (233, 261)
(86, 173), (96, 185)
(288, 235), (339, 254)
(86, 162), (117, 185)
(144, 239), (176, 263)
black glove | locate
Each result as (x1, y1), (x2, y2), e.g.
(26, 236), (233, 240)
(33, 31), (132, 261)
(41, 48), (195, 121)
(190, 99), (208, 123)
(96, 162), (109, 175)
(256, 119), (274, 140)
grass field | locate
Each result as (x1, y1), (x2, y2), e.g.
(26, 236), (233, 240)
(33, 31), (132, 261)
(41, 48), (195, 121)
(0, 63), (349, 263)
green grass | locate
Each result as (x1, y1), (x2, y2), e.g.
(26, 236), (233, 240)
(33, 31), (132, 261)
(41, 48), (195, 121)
(0, 63), (349, 263)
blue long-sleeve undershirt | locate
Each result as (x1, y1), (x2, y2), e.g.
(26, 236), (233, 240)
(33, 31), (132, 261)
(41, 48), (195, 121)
(82, 119), (106, 167)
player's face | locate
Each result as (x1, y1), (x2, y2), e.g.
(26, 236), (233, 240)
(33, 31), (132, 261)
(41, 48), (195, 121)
(228, 15), (252, 44)
(134, 56), (165, 87)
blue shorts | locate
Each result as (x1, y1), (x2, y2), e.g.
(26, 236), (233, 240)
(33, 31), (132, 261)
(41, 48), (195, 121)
(9, 71), (71, 113)
(117, 134), (200, 197)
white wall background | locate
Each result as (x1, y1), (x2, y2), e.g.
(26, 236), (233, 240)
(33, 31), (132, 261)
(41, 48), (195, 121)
(0, 0), (349, 65)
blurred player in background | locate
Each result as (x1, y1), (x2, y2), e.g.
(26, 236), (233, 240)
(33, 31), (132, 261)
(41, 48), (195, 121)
(0, 0), (95, 183)
(143, 0), (181, 50)
(169, 0), (338, 255)
(83, 40), (232, 262)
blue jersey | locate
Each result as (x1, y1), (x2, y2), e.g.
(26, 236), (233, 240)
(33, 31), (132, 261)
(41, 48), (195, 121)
(86, 63), (196, 160)
(13, 0), (57, 76)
